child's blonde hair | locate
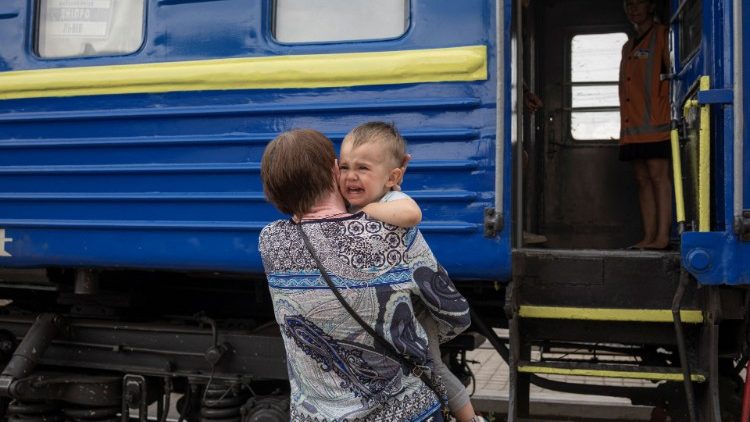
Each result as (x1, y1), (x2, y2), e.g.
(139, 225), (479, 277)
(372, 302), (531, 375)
(343, 121), (406, 168)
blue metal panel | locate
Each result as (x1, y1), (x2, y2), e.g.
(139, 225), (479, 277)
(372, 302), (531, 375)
(682, 231), (750, 285)
(696, 89), (733, 104)
(0, 1), (512, 281)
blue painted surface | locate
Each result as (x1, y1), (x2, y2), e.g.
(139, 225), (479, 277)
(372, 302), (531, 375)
(682, 231), (750, 285)
(672, 0), (750, 284)
(0, 1), (512, 280)
(697, 89), (733, 104)
(744, 0), (750, 214)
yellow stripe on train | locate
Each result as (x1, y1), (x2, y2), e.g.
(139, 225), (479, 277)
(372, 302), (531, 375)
(0, 45), (487, 100)
(519, 305), (704, 323)
(518, 365), (707, 382)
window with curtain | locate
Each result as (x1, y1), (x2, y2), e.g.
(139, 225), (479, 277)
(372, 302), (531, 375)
(36, 0), (145, 58)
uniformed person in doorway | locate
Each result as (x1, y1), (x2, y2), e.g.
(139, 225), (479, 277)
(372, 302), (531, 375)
(619, 0), (672, 250)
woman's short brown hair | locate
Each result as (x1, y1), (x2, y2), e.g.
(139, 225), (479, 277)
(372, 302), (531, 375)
(260, 129), (337, 217)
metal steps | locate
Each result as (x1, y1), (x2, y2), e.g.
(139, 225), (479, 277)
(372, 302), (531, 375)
(513, 248), (694, 310)
(506, 248), (707, 422)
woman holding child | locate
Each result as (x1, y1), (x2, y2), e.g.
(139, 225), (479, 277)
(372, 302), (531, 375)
(259, 127), (475, 421)
(338, 122), (484, 422)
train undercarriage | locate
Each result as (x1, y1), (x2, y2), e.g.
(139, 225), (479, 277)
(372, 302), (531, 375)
(0, 269), (292, 421)
(0, 247), (745, 421)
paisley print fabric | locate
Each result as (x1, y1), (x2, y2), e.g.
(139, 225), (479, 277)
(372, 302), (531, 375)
(413, 265), (471, 342)
(282, 314), (402, 406)
(259, 213), (470, 421)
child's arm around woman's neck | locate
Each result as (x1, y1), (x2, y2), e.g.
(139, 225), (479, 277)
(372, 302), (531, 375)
(361, 195), (422, 228)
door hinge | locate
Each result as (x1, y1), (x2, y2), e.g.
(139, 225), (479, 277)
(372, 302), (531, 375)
(484, 208), (503, 238)
(736, 211), (750, 241)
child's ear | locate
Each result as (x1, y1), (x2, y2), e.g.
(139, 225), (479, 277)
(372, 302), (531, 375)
(386, 167), (404, 188)
(332, 159), (340, 177)
(331, 159), (341, 188)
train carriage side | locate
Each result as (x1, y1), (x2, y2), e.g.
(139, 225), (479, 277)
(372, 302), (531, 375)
(0, 0), (512, 419)
(0, 0), (509, 278)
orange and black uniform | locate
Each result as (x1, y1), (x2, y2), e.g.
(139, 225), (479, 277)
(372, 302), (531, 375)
(618, 23), (670, 160)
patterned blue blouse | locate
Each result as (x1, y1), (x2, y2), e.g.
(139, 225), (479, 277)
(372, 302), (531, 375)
(259, 212), (471, 421)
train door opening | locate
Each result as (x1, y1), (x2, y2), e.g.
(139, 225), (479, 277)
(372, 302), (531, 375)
(517, 0), (670, 250)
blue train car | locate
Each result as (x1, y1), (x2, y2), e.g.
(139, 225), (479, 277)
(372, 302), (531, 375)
(0, 0), (746, 420)
(0, 0), (509, 280)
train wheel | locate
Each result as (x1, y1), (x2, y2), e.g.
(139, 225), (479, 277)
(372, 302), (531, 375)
(241, 396), (289, 422)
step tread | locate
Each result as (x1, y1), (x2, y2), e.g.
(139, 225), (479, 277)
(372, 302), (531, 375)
(518, 360), (706, 382)
(518, 305), (703, 323)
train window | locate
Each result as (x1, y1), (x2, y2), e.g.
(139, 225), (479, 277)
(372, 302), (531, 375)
(569, 32), (628, 141)
(678, 0), (701, 63)
(273, 0), (408, 43)
(36, 0), (145, 59)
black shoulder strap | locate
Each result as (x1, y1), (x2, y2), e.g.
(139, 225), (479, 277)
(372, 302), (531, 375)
(296, 223), (438, 390)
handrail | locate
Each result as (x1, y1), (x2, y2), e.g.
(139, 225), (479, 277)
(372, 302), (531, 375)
(734, 0), (744, 232)
(697, 76), (711, 232)
(494, 0), (506, 231)
(669, 0), (690, 25)
(670, 125), (686, 229)
(680, 76), (711, 232)
(514, 0), (524, 246)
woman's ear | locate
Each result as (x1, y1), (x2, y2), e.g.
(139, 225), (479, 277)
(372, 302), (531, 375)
(386, 167), (404, 188)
